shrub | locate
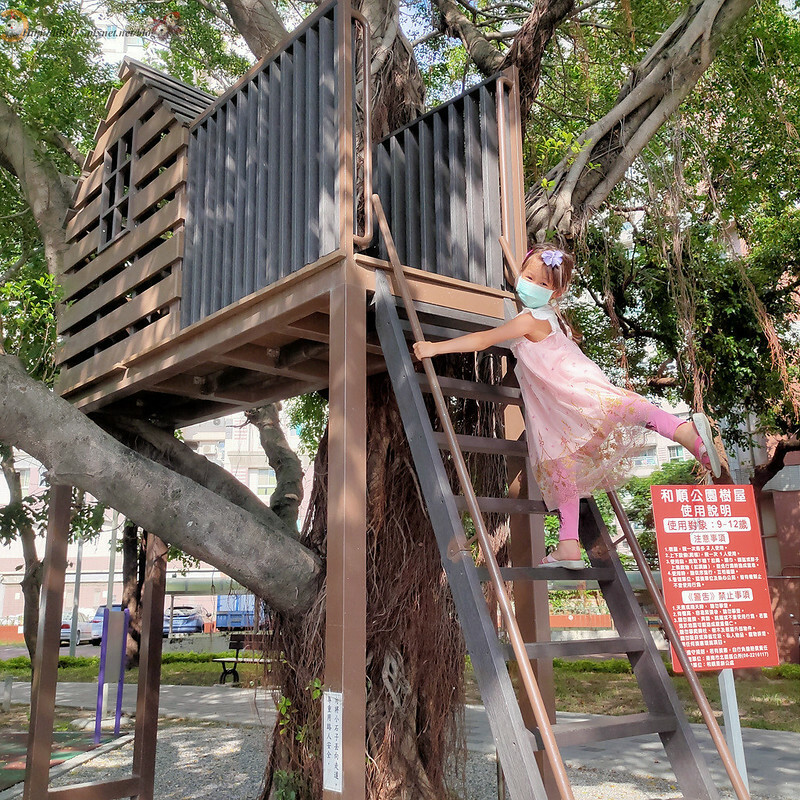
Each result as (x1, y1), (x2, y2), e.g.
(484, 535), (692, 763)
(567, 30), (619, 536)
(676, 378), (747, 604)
(553, 658), (632, 674)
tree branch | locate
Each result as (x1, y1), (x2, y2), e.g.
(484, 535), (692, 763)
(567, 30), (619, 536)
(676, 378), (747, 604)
(0, 247), (36, 284)
(502, 0), (575, 117)
(432, 0), (506, 76)
(1, 448), (42, 658)
(0, 354), (322, 614)
(221, 0), (288, 59)
(585, 283), (672, 344)
(246, 404), (304, 532)
(573, 0), (605, 12)
(411, 29), (443, 48)
(360, 0), (426, 136)
(43, 130), (84, 170)
(102, 415), (293, 537)
(194, 0), (236, 29)
(526, 0), (758, 238)
(0, 97), (72, 276)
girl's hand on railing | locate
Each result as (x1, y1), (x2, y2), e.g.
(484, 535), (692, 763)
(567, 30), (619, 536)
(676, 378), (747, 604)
(413, 340), (438, 360)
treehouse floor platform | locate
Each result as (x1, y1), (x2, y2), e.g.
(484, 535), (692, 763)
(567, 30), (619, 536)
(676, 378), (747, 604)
(63, 255), (513, 426)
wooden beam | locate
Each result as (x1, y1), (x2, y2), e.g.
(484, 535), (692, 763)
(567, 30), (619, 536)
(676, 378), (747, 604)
(65, 194), (101, 241)
(149, 373), (307, 406)
(130, 534), (167, 800)
(209, 348), (331, 382)
(324, 280), (367, 800)
(132, 125), (188, 188)
(23, 486), (71, 800)
(63, 228), (99, 271)
(62, 256), (345, 411)
(105, 75), (147, 127)
(58, 233), (183, 333)
(130, 158), (187, 221)
(62, 197), (183, 300)
(57, 313), (176, 395)
(86, 89), (161, 172)
(57, 271), (181, 363)
(46, 777), (141, 800)
(283, 313), (330, 343)
(206, 343), (280, 373)
(72, 164), (103, 212)
(136, 105), (176, 154)
(355, 254), (510, 321)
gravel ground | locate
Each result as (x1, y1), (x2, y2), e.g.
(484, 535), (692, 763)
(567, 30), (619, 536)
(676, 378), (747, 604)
(44, 720), (778, 800)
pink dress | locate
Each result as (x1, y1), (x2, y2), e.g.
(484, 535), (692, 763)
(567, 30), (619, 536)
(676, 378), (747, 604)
(511, 306), (648, 510)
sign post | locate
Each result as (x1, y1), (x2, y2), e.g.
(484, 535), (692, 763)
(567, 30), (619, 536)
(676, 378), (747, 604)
(718, 667), (748, 791)
(650, 483), (780, 790)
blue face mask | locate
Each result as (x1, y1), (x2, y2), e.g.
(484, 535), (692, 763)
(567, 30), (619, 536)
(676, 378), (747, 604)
(516, 276), (554, 309)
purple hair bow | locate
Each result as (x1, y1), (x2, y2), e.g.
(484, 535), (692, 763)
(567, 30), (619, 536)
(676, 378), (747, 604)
(541, 249), (563, 268)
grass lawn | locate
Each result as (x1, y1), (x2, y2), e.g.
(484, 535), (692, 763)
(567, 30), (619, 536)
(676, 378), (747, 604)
(469, 658), (800, 733)
(2, 652), (798, 732)
(551, 663), (800, 732)
(0, 652), (273, 688)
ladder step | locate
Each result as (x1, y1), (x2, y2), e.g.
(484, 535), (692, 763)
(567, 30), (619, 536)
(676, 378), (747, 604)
(416, 374), (524, 406)
(454, 496), (548, 515)
(530, 712), (678, 749)
(475, 566), (616, 581)
(504, 637), (645, 660)
(399, 319), (511, 356)
(433, 432), (528, 456)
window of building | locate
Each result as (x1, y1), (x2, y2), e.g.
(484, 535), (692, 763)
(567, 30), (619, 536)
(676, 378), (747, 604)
(99, 127), (135, 251)
(249, 468), (277, 498)
(668, 445), (688, 462)
(632, 448), (658, 468)
(19, 468), (30, 494)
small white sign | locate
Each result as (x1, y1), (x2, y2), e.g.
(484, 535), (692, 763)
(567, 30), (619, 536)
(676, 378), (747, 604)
(322, 691), (343, 793)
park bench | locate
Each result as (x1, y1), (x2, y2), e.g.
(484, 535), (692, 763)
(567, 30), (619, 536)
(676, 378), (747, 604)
(212, 633), (267, 685)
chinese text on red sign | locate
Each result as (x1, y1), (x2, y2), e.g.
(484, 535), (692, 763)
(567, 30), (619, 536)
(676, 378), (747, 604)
(650, 484), (778, 672)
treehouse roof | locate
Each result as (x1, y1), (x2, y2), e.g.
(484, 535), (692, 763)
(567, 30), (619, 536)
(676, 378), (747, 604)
(116, 57), (215, 126)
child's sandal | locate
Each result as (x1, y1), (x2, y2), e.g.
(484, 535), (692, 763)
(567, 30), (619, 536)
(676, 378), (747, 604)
(540, 554), (585, 571)
(691, 412), (722, 478)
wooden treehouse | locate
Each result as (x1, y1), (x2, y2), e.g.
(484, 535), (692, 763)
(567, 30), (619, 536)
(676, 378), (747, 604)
(57, 0), (525, 426)
(28, 1), (748, 799)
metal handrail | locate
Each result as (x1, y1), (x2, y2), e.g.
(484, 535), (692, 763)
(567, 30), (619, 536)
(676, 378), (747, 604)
(351, 9), (373, 248)
(607, 490), (751, 800)
(496, 72), (524, 288)
(373, 192), (575, 800)
(499, 234), (522, 291)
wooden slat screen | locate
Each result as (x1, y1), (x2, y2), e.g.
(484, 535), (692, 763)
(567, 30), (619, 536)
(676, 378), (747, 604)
(371, 78), (505, 290)
(57, 82), (187, 395)
(181, 5), (340, 328)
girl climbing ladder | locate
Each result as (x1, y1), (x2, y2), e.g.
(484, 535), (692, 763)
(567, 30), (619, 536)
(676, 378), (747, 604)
(413, 242), (725, 568)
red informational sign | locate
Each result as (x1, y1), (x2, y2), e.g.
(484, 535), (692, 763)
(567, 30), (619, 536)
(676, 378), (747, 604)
(650, 484), (779, 672)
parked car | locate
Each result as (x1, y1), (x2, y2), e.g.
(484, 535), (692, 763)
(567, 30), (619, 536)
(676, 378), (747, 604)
(60, 611), (93, 646)
(90, 604), (123, 645)
(163, 606), (208, 636)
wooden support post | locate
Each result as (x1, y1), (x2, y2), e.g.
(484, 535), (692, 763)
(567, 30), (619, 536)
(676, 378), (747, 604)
(132, 533), (168, 800)
(504, 388), (558, 799)
(324, 281), (367, 799)
(24, 484), (72, 800)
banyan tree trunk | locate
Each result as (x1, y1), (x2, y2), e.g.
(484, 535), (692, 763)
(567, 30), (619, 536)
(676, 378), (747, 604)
(262, 355), (509, 799)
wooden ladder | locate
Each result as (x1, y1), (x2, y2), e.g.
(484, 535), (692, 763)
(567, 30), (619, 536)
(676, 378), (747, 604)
(371, 197), (751, 800)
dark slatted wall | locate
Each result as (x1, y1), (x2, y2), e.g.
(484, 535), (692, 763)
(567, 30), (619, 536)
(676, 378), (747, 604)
(182, 6), (339, 328)
(372, 79), (504, 290)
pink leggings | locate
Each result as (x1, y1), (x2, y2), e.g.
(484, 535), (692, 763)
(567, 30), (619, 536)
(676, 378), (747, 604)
(557, 398), (686, 542)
